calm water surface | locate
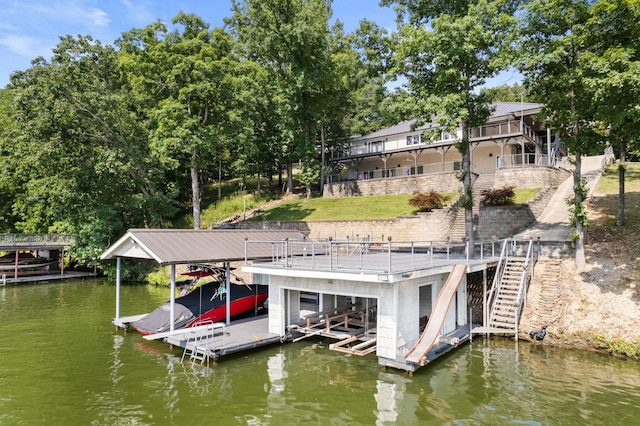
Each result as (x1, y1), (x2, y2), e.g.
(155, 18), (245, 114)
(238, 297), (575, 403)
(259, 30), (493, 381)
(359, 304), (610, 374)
(1, 279), (639, 425)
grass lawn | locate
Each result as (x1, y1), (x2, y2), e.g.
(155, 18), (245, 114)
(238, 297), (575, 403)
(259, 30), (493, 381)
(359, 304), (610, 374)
(597, 162), (640, 194)
(257, 193), (458, 222)
(513, 188), (541, 204)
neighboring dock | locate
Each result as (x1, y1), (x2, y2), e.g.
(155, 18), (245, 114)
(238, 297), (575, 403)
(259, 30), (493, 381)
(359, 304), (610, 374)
(1, 270), (97, 285)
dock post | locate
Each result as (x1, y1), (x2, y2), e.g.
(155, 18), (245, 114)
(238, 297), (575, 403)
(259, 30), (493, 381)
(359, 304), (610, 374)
(469, 308), (472, 342)
(115, 257), (121, 319)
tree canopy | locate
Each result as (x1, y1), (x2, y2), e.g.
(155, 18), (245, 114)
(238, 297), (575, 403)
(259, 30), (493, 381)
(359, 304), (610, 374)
(0, 1), (636, 272)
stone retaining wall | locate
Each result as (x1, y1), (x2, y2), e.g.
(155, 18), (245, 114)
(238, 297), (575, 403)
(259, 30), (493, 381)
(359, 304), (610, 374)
(235, 208), (455, 242)
(494, 166), (570, 189)
(323, 172), (462, 198)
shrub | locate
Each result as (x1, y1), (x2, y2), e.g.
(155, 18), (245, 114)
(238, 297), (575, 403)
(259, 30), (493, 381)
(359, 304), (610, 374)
(409, 190), (450, 212)
(482, 185), (515, 206)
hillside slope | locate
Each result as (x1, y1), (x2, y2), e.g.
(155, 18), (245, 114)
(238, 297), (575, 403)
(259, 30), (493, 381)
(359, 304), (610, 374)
(521, 167), (640, 357)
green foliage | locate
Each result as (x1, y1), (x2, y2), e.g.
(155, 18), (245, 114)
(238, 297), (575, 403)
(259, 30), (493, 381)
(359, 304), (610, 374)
(482, 185), (515, 206)
(408, 190), (450, 212)
(590, 333), (640, 359)
(566, 178), (590, 229)
(480, 83), (531, 103)
(459, 186), (474, 210)
(200, 193), (271, 229)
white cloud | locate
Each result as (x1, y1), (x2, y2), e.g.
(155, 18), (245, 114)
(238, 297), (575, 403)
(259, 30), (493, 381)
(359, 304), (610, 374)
(26, 2), (111, 27)
(0, 34), (54, 58)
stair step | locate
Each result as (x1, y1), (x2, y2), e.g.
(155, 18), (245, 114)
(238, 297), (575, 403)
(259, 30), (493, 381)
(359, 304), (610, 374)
(489, 321), (516, 329)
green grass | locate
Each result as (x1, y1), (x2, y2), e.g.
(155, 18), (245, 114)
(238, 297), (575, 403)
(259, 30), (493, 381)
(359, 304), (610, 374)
(598, 163), (640, 194)
(513, 188), (541, 204)
(256, 192), (458, 222)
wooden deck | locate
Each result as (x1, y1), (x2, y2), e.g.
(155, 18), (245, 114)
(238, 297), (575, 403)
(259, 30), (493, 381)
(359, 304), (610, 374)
(164, 315), (282, 362)
(1, 270), (97, 285)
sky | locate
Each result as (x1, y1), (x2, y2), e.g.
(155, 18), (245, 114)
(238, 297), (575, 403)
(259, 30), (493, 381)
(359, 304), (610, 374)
(0, 0), (521, 89)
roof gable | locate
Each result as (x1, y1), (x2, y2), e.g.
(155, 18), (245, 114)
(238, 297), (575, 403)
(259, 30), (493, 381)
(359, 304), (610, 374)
(100, 229), (307, 265)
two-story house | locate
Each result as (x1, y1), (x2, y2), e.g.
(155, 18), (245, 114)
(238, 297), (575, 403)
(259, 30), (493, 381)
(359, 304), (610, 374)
(324, 102), (561, 198)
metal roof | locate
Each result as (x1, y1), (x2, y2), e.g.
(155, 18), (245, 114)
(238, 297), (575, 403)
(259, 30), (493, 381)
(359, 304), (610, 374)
(100, 229), (307, 265)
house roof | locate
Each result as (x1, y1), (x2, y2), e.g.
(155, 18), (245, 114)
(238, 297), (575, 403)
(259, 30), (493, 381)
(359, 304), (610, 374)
(100, 229), (307, 265)
(351, 102), (543, 142)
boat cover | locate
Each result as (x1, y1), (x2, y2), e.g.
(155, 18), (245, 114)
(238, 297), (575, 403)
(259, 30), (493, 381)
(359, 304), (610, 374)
(132, 281), (267, 334)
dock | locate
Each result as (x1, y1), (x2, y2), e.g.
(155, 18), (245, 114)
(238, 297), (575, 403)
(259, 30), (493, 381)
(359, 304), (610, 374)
(161, 316), (282, 362)
(1, 270), (97, 285)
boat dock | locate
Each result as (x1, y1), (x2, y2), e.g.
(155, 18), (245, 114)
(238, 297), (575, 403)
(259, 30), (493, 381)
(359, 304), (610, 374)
(147, 316), (282, 363)
(1, 270), (97, 285)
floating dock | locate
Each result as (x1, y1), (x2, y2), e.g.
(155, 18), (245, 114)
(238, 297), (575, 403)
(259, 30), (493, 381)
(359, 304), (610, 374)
(156, 316), (281, 362)
(1, 270), (97, 285)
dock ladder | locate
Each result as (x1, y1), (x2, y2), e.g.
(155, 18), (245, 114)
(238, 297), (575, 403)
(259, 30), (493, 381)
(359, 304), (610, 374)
(181, 321), (225, 366)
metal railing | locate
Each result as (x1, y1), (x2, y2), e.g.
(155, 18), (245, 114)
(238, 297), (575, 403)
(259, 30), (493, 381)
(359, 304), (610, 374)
(0, 234), (75, 247)
(485, 238), (535, 334)
(245, 238), (503, 275)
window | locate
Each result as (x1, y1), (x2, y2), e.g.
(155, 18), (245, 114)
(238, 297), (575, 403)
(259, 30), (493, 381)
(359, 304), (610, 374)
(369, 141), (383, 153)
(406, 134), (424, 145)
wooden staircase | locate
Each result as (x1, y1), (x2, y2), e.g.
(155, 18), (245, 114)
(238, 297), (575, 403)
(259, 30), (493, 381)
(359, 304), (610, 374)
(487, 257), (529, 332)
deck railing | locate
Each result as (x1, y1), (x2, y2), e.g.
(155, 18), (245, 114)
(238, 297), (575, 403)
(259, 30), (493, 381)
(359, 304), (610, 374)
(0, 234), (75, 247)
(245, 238), (503, 275)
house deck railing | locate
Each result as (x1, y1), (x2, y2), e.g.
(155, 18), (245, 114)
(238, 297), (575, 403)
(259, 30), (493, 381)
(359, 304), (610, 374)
(326, 152), (556, 184)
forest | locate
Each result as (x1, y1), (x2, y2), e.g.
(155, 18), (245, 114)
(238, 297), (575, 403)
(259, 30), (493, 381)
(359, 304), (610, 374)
(0, 0), (638, 272)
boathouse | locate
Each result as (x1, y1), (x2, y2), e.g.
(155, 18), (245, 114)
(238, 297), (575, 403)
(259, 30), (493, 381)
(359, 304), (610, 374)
(100, 228), (306, 330)
(242, 237), (536, 373)
(0, 234), (77, 284)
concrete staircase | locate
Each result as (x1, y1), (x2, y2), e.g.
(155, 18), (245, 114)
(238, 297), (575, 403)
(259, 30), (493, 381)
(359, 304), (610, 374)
(449, 174), (496, 241)
(487, 257), (529, 332)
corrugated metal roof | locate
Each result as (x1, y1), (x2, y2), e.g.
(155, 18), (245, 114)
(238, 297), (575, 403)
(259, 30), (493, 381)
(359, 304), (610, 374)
(351, 102), (543, 141)
(100, 229), (307, 265)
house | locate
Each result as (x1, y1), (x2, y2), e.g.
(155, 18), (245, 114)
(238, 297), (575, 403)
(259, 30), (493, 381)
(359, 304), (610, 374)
(324, 102), (561, 198)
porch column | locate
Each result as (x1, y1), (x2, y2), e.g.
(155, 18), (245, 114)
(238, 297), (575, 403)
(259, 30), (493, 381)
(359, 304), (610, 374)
(169, 264), (176, 332)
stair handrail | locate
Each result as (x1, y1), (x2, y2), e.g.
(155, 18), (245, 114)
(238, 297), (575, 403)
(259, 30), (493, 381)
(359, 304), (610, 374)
(512, 239), (534, 339)
(485, 238), (509, 327)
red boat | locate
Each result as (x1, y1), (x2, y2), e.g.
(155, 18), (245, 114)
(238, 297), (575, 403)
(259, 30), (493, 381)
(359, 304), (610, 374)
(132, 280), (268, 335)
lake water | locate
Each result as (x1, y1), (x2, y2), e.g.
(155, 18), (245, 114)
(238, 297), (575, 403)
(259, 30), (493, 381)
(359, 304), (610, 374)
(1, 279), (639, 425)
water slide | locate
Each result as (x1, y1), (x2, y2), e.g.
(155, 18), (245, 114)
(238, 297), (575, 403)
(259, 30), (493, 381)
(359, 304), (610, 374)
(405, 264), (467, 365)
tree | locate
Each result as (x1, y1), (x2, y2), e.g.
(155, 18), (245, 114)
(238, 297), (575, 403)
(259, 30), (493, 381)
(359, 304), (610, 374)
(385, 0), (517, 257)
(480, 83), (532, 103)
(118, 13), (241, 229)
(3, 35), (175, 264)
(229, 0), (336, 197)
(517, 0), (606, 271)
(583, 0), (640, 227)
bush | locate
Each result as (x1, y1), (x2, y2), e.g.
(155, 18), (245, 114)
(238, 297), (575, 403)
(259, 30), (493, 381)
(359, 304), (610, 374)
(482, 185), (515, 206)
(409, 190), (450, 212)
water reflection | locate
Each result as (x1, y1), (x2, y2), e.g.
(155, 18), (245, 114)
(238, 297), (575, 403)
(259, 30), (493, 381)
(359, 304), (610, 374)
(1, 281), (640, 425)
